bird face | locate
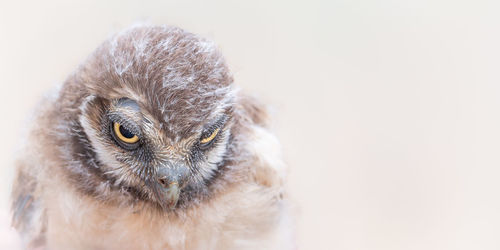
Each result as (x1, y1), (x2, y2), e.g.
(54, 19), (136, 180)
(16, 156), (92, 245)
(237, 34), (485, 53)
(79, 95), (232, 209)
(62, 26), (236, 210)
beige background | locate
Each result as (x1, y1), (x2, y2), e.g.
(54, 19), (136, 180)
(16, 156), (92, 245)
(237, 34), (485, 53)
(1, 0), (500, 249)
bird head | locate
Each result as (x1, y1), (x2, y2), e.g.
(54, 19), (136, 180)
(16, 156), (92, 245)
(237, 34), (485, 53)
(58, 25), (237, 210)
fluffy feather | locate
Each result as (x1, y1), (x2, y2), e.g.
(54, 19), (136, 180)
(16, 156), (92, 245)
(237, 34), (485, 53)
(11, 24), (293, 250)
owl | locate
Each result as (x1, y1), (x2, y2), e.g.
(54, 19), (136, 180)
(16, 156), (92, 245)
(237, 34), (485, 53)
(10, 25), (293, 250)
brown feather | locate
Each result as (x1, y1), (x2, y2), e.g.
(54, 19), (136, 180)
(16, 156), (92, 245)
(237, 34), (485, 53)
(11, 24), (293, 249)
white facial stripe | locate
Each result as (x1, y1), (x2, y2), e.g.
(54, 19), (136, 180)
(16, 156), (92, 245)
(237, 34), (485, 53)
(78, 96), (143, 187)
(191, 127), (230, 184)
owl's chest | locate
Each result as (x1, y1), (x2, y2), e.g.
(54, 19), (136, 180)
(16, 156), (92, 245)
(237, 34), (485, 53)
(43, 181), (283, 250)
(44, 189), (190, 249)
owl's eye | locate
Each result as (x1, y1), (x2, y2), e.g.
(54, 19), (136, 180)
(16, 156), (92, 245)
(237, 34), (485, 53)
(112, 122), (139, 146)
(199, 127), (220, 148)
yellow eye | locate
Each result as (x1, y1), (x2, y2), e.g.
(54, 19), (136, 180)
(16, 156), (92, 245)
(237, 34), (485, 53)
(200, 127), (220, 145)
(113, 122), (139, 144)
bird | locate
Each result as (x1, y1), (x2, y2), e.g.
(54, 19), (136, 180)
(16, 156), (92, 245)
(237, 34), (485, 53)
(10, 25), (294, 250)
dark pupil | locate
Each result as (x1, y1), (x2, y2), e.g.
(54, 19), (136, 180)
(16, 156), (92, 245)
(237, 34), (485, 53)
(119, 125), (135, 139)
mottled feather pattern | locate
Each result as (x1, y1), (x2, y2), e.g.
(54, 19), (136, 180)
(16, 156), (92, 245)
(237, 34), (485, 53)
(11, 24), (293, 249)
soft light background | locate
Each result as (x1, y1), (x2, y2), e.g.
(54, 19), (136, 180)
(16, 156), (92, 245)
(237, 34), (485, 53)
(1, 0), (500, 249)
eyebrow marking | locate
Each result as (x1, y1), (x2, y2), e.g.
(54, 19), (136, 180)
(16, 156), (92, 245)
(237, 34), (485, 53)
(204, 114), (228, 131)
(117, 97), (141, 112)
(107, 98), (144, 137)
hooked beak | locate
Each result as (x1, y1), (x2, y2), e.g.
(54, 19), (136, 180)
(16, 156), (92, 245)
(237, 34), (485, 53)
(154, 165), (188, 209)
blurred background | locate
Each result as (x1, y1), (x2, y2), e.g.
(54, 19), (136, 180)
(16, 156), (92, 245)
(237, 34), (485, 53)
(1, 0), (500, 249)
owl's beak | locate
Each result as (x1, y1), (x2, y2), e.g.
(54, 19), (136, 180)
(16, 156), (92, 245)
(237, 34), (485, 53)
(155, 165), (188, 209)
(158, 180), (180, 209)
